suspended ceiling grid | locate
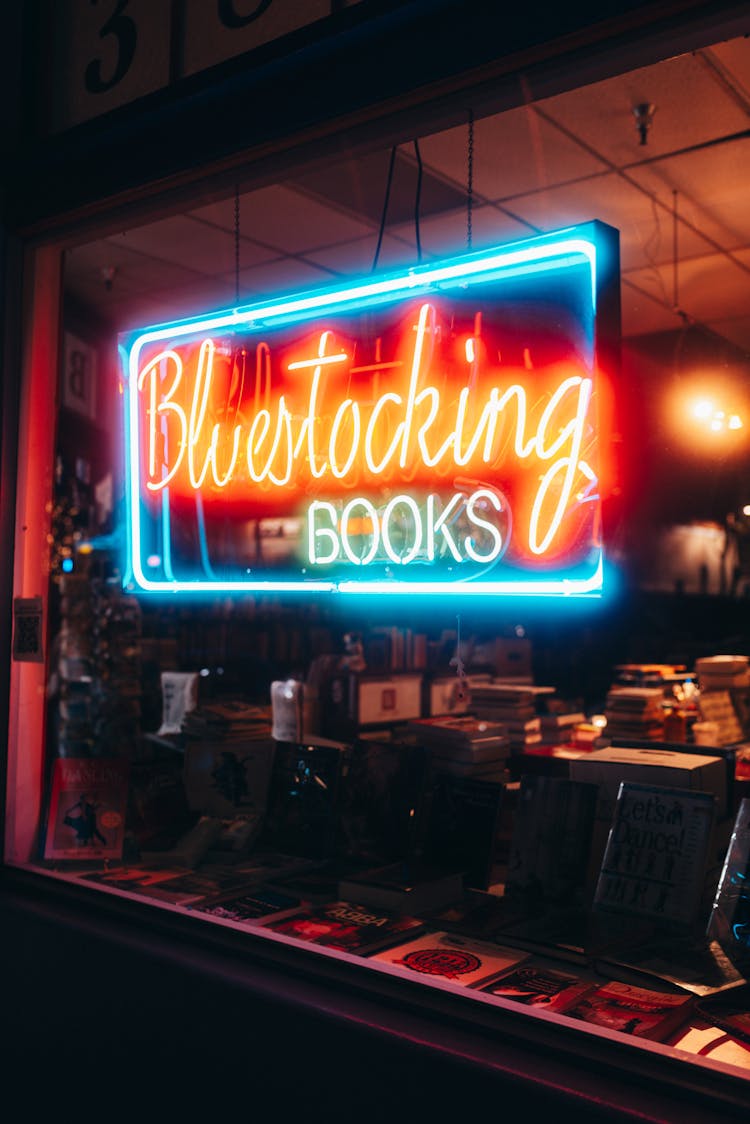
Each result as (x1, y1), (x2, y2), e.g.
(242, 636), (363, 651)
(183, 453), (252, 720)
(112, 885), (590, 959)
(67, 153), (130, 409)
(64, 36), (750, 355)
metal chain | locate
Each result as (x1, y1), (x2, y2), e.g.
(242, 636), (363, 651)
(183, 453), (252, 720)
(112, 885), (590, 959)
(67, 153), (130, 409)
(234, 185), (240, 304)
(467, 109), (474, 251)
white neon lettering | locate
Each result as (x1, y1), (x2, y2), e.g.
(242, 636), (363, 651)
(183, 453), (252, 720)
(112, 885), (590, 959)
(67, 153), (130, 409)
(464, 489), (504, 562)
(138, 350), (185, 490)
(307, 490), (507, 569)
(341, 497), (379, 565)
(137, 303), (596, 558)
(365, 392), (404, 474)
(329, 398), (361, 480)
(381, 494), (422, 564)
(529, 377), (592, 554)
(308, 501), (340, 564)
(426, 493), (463, 562)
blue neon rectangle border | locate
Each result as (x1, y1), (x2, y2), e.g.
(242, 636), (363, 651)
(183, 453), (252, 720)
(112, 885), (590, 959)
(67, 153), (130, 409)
(121, 222), (609, 598)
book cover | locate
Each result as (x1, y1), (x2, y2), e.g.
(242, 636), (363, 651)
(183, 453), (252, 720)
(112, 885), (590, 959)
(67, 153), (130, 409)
(262, 740), (346, 859)
(407, 715), (508, 746)
(424, 889), (530, 938)
(369, 931), (529, 987)
(429, 738), (510, 765)
(706, 797), (750, 964)
(78, 865), (188, 893)
(338, 861), (465, 914)
(129, 866), (261, 906)
(695, 993), (750, 1045)
(595, 936), (747, 997)
(593, 783), (717, 930)
(264, 863), (353, 904)
(259, 900), (425, 955)
(183, 738), (276, 820)
(564, 980), (696, 1041)
(480, 964), (596, 1013)
(423, 774), (504, 890)
(191, 886), (303, 924)
(505, 774), (597, 905)
(44, 757), (130, 861)
(337, 738), (431, 867)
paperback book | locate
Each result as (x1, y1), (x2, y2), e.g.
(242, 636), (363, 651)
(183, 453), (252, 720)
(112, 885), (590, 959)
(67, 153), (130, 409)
(44, 757), (130, 861)
(505, 774), (597, 905)
(183, 738), (276, 821)
(336, 738), (431, 867)
(338, 861), (465, 914)
(593, 783), (717, 930)
(423, 773), (504, 890)
(259, 899), (425, 955)
(262, 739), (346, 859)
(369, 931), (530, 988)
(706, 797), (750, 965)
(479, 964), (596, 1013)
(406, 715), (508, 748)
(594, 936), (746, 997)
(191, 886), (303, 925)
(564, 979), (696, 1041)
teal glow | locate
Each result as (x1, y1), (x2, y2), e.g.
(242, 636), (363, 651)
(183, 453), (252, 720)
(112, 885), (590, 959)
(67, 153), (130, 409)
(120, 222), (616, 601)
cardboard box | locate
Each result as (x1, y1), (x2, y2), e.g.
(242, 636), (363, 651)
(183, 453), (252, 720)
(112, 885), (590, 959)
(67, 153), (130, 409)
(569, 746), (728, 824)
(319, 672), (423, 739)
(358, 674), (423, 726)
(569, 746), (729, 906)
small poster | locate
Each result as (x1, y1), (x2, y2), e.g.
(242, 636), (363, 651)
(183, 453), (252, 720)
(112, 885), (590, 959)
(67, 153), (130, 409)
(44, 757), (130, 861)
(593, 782), (716, 929)
(62, 332), (97, 420)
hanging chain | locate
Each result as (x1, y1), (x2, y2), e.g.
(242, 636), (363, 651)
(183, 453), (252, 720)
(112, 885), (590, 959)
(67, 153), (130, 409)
(234, 184), (240, 305)
(467, 109), (474, 251)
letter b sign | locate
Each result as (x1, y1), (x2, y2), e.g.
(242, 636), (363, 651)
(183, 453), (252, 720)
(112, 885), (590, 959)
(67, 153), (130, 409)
(63, 332), (97, 419)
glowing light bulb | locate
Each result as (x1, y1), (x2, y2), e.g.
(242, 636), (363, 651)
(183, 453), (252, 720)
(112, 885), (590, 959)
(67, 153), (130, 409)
(692, 399), (713, 420)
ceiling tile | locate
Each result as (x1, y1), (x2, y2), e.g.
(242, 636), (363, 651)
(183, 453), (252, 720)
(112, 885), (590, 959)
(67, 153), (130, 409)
(389, 203), (533, 259)
(620, 277), (684, 338)
(108, 215), (278, 276)
(291, 148), (468, 227)
(535, 50), (750, 168)
(304, 233), (416, 275)
(504, 173), (716, 271)
(624, 250), (750, 327)
(702, 41), (750, 98)
(236, 256), (334, 299)
(625, 137), (750, 249)
(417, 106), (606, 201)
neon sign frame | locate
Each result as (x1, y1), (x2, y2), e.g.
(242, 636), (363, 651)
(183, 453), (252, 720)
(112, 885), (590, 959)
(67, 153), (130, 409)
(120, 221), (619, 598)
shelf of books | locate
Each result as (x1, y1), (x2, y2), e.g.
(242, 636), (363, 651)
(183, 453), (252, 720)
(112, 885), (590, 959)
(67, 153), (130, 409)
(6, 654), (750, 1118)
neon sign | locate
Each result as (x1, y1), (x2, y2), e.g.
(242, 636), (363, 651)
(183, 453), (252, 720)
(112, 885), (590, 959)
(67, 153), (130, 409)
(120, 221), (619, 597)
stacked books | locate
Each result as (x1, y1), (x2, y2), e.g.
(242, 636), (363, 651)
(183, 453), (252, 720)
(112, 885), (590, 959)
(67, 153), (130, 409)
(694, 655), (750, 692)
(182, 699), (273, 741)
(406, 715), (510, 780)
(469, 682), (555, 752)
(603, 686), (665, 740)
(539, 710), (587, 745)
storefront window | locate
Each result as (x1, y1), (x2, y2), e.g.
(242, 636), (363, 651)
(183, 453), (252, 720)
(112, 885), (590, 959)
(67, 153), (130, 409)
(5, 27), (750, 1103)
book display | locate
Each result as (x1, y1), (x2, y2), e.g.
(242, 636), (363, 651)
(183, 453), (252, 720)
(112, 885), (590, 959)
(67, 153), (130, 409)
(9, 15), (750, 1115)
(369, 931), (530, 988)
(564, 980), (696, 1042)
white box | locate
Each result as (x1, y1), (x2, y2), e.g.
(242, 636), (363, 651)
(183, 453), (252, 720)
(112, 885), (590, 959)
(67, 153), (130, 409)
(569, 746), (728, 824)
(569, 746), (729, 903)
(357, 674), (423, 726)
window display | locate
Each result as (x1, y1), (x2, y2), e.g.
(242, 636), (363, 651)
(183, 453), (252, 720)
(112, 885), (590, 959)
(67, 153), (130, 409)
(5, 12), (750, 1115)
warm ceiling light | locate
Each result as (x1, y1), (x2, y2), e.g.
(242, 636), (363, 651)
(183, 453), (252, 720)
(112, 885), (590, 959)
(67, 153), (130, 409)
(743, 505), (750, 517)
(729, 415), (742, 429)
(710, 418), (723, 431)
(692, 399), (713, 419)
